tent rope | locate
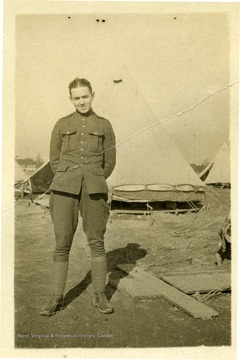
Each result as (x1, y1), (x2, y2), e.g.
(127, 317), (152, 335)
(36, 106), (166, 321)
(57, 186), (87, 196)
(204, 187), (230, 210)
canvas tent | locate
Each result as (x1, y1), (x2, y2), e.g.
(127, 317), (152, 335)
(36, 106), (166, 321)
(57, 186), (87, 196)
(199, 143), (230, 186)
(94, 76), (205, 202)
(23, 161), (54, 194)
(24, 76), (206, 203)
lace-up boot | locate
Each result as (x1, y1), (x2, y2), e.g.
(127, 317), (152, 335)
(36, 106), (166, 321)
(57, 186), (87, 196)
(93, 292), (114, 314)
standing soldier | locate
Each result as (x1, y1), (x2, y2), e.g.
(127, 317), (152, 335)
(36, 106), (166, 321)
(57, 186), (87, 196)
(40, 78), (116, 316)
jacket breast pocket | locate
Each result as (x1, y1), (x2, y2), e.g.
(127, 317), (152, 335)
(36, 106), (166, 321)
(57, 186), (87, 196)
(88, 131), (104, 152)
(61, 129), (77, 152)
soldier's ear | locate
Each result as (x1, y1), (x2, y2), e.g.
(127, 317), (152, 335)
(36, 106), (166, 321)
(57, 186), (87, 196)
(92, 92), (95, 100)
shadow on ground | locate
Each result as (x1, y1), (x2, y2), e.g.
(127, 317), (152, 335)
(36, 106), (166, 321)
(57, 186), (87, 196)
(63, 243), (147, 308)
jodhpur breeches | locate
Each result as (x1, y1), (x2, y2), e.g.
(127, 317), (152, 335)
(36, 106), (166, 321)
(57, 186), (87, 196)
(49, 182), (109, 262)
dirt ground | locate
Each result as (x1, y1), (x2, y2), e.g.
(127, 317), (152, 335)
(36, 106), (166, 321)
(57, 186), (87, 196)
(14, 187), (232, 349)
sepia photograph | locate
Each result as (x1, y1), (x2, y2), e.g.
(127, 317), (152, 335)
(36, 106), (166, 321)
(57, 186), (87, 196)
(1, 1), (239, 358)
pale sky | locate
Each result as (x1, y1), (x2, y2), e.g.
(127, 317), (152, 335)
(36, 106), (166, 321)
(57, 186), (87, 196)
(15, 13), (236, 165)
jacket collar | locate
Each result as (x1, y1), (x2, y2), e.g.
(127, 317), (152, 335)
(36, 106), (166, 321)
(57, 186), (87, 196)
(75, 108), (94, 118)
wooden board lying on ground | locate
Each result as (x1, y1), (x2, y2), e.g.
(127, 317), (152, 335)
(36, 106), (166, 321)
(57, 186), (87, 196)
(114, 264), (219, 320)
(160, 270), (231, 294)
(110, 271), (161, 298)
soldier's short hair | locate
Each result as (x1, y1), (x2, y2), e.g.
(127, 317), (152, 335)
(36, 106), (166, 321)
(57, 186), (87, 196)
(68, 78), (93, 96)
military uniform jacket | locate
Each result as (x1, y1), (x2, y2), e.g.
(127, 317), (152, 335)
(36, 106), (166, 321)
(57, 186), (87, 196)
(49, 110), (116, 195)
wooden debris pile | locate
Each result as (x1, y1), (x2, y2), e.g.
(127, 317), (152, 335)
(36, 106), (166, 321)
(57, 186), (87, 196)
(110, 264), (231, 320)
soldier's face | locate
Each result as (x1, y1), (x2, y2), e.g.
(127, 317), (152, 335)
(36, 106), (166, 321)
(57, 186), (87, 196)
(70, 86), (95, 114)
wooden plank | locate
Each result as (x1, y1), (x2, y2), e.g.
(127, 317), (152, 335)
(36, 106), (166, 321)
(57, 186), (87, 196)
(159, 269), (231, 275)
(161, 271), (231, 294)
(110, 269), (152, 297)
(110, 274), (162, 298)
(116, 263), (135, 274)
(116, 264), (219, 319)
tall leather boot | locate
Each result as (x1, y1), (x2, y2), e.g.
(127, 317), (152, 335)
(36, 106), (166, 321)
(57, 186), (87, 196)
(40, 261), (68, 317)
(91, 255), (113, 314)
